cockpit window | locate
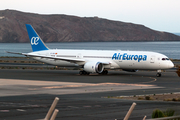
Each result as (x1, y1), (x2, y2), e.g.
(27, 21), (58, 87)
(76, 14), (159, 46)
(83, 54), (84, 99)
(162, 58), (170, 61)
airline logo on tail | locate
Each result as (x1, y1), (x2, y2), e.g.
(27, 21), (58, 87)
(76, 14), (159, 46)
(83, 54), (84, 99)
(26, 24), (49, 51)
(31, 37), (39, 45)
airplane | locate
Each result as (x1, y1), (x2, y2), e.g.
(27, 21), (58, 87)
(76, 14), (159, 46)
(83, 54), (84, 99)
(7, 24), (174, 77)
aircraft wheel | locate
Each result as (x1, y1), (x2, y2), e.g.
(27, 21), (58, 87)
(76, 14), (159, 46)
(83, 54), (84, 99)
(84, 71), (90, 75)
(79, 71), (83, 75)
(80, 70), (90, 75)
(100, 70), (108, 75)
(104, 70), (108, 75)
(82, 71), (86, 75)
(156, 73), (161, 77)
(83, 71), (87, 75)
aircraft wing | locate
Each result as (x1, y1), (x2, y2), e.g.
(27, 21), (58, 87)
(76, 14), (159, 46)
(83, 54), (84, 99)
(25, 53), (86, 63)
(6, 51), (111, 65)
(6, 51), (85, 64)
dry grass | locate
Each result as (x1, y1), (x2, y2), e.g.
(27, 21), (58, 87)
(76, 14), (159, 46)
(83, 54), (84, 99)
(110, 93), (180, 102)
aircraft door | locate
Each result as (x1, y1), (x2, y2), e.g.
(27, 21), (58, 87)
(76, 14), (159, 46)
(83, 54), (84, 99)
(150, 56), (155, 63)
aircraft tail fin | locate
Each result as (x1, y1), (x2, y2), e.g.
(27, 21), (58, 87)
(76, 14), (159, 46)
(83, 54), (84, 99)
(26, 24), (49, 52)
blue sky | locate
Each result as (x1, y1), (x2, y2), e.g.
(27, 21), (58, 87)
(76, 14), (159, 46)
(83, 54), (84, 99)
(1, 0), (180, 33)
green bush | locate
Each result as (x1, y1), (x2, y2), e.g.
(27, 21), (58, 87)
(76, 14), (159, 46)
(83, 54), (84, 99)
(152, 109), (165, 118)
(138, 97), (144, 100)
(164, 109), (175, 117)
(176, 66), (180, 77)
(145, 96), (150, 100)
(172, 98), (178, 101)
(152, 109), (175, 118)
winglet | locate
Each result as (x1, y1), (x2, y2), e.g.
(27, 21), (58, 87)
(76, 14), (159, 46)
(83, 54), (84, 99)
(26, 24), (49, 52)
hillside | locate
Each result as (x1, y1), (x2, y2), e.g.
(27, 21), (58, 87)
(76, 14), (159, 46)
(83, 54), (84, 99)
(174, 33), (180, 36)
(0, 9), (180, 43)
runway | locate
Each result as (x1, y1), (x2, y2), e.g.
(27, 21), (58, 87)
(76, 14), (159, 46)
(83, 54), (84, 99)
(0, 69), (180, 120)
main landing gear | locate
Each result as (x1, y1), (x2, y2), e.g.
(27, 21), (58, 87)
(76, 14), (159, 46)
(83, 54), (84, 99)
(79, 70), (90, 75)
(99, 70), (108, 75)
(79, 70), (108, 75)
(156, 70), (162, 77)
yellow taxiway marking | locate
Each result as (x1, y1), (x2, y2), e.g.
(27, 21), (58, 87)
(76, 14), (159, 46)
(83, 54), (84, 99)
(139, 77), (157, 84)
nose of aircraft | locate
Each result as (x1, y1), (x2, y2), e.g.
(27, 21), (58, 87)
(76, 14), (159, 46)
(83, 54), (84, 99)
(168, 61), (174, 68)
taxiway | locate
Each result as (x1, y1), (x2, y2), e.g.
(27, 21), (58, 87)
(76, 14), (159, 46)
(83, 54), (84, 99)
(0, 69), (179, 120)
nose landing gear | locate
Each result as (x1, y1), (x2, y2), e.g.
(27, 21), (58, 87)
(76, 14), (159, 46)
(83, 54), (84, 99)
(156, 73), (161, 77)
(156, 70), (162, 77)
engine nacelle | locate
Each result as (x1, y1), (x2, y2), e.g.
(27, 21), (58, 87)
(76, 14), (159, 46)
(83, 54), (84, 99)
(122, 69), (138, 72)
(84, 62), (104, 73)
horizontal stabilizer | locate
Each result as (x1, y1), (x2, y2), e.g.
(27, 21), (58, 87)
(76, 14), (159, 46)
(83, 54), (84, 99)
(6, 51), (24, 55)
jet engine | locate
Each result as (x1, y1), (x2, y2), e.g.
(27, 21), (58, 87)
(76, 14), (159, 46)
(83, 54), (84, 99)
(84, 62), (104, 73)
(122, 69), (138, 72)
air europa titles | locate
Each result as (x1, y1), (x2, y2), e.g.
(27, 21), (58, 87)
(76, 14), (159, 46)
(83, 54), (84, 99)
(112, 53), (147, 62)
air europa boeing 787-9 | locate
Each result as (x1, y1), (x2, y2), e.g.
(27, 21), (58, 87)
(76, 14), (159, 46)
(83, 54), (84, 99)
(7, 24), (174, 77)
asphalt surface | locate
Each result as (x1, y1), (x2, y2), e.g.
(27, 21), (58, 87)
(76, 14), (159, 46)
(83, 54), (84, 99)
(0, 69), (180, 120)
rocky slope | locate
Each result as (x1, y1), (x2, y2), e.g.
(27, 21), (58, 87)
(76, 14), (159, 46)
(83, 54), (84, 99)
(0, 9), (180, 43)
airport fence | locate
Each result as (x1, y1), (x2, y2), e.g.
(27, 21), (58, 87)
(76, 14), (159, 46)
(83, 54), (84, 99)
(37, 97), (59, 120)
(116, 102), (180, 120)
(37, 98), (180, 120)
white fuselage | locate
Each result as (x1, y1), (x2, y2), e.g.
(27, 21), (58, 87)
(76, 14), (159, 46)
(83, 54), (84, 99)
(28, 49), (174, 70)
